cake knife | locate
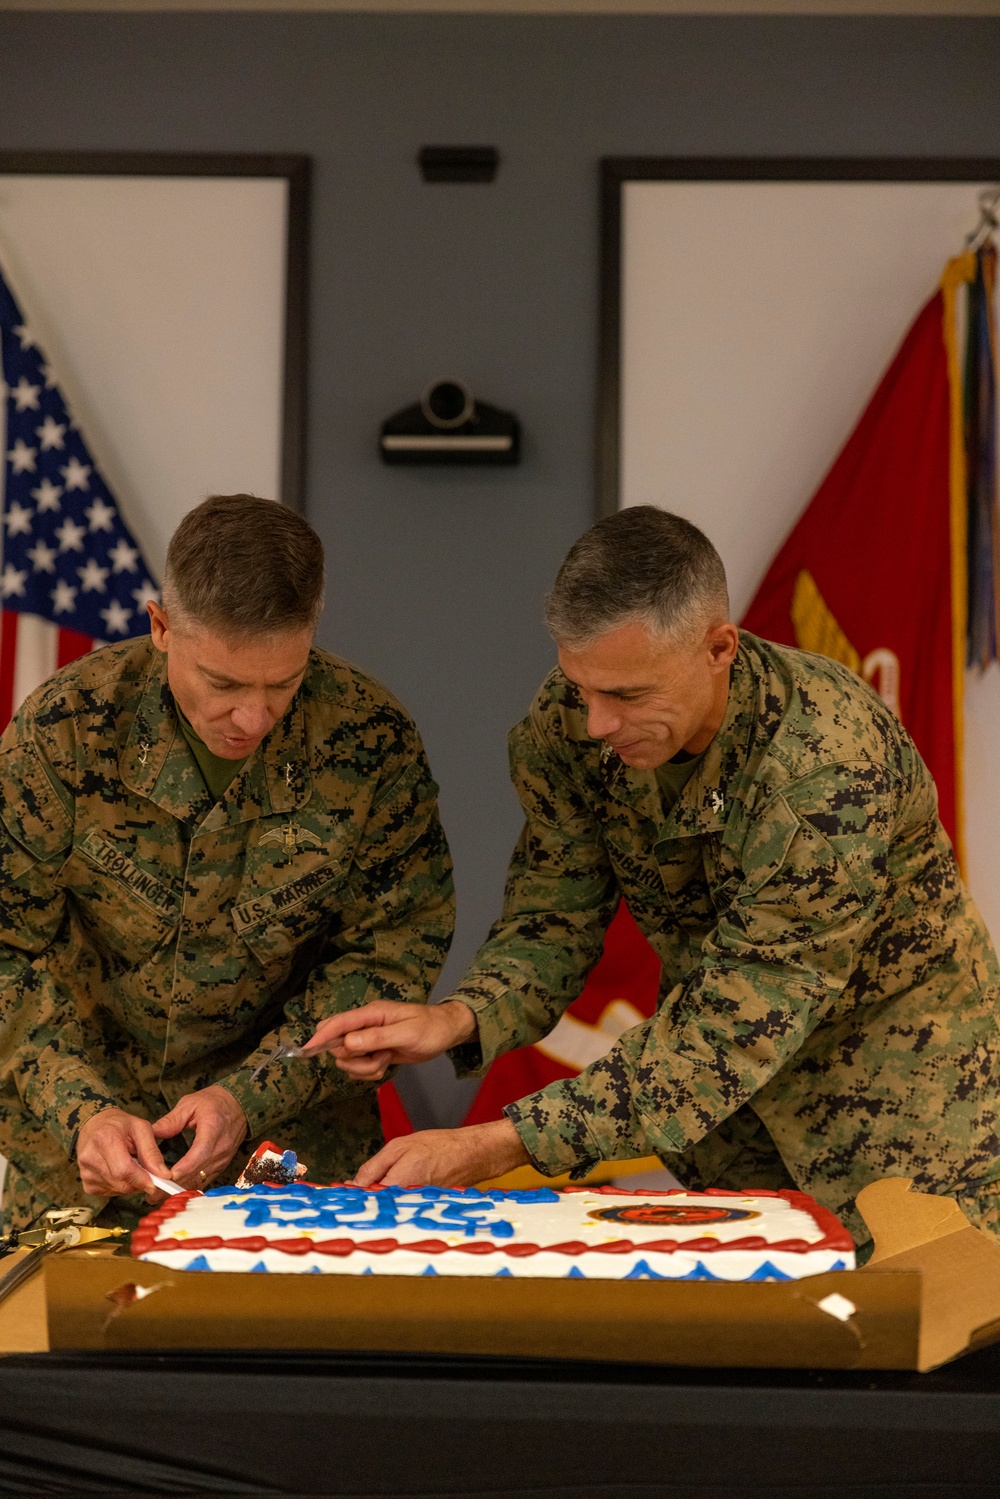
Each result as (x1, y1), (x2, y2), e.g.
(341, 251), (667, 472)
(0, 1208), (105, 1308)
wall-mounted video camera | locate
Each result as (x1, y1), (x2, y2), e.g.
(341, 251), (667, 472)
(380, 380), (520, 466)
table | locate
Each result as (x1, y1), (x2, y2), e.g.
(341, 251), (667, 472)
(1, 1341), (999, 1498)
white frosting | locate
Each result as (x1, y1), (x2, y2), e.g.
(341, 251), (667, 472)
(135, 1184), (855, 1281)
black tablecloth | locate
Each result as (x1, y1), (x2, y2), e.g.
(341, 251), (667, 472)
(1, 1343), (999, 1498)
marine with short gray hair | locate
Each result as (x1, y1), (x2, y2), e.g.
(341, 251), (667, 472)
(310, 506), (1000, 1249)
(0, 494), (454, 1229)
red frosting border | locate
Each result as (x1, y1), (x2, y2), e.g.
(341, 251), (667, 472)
(131, 1185), (855, 1260)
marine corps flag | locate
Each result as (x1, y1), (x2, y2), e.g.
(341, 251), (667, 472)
(743, 251), (990, 869)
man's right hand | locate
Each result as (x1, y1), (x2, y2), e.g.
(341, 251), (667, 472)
(304, 999), (477, 1081)
(75, 1107), (173, 1201)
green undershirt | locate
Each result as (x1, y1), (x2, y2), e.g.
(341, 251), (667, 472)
(175, 703), (248, 803)
(654, 748), (705, 815)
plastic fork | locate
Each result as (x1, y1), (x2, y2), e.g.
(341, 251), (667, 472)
(249, 1041), (312, 1083)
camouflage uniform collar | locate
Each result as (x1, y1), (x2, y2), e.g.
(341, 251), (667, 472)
(600, 646), (757, 839)
(120, 649), (312, 826)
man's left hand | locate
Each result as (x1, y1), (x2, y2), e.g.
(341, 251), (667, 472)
(354, 1118), (530, 1188)
(152, 1085), (249, 1189)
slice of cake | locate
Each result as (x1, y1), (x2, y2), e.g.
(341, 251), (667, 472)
(131, 1183), (855, 1281)
(235, 1141), (308, 1189)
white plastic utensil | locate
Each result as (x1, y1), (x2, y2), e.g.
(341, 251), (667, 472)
(130, 1158), (191, 1196)
(249, 1041), (312, 1082)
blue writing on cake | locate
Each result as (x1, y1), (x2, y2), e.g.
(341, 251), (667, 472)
(214, 1183), (558, 1238)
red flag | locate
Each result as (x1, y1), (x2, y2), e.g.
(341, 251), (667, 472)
(462, 901), (660, 1125)
(742, 258), (972, 862)
(378, 1081), (414, 1140)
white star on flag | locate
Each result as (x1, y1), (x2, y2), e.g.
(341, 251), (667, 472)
(27, 540), (56, 574)
(100, 599), (132, 635)
(1, 565), (27, 598)
(14, 324), (38, 351)
(11, 378), (40, 412)
(5, 501), (33, 537)
(60, 457), (91, 491)
(50, 579), (77, 614)
(109, 538), (139, 573)
(78, 559), (110, 593)
(85, 497), (115, 532)
(131, 578), (160, 609)
(36, 415), (66, 451)
(31, 478), (62, 512)
(7, 439), (37, 474)
(55, 517), (86, 553)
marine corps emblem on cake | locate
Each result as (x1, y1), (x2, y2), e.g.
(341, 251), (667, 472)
(587, 1203), (760, 1227)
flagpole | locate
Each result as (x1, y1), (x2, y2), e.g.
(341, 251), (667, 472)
(940, 251), (976, 879)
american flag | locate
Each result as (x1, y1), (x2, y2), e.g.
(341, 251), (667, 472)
(0, 262), (156, 728)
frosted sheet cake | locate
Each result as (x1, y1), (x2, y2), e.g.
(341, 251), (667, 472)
(132, 1181), (855, 1282)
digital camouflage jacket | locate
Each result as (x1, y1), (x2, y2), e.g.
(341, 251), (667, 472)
(452, 634), (1000, 1241)
(0, 639), (454, 1227)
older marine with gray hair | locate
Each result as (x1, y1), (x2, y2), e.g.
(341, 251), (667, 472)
(544, 506), (730, 648)
(0, 494), (454, 1229)
(310, 506), (1000, 1250)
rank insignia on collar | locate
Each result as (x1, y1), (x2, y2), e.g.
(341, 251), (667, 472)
(707, 790), (725, 816)
(260, 822), (322, 851)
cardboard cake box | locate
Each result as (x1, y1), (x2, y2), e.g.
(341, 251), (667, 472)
(33, 1176), (1000, 1372)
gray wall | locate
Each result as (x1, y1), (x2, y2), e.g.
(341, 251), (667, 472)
(2, 12), (998, 1123)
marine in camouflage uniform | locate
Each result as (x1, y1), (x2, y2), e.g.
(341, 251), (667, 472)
(0, 636), (454, 1229)
(450, 632), (1000, 1244)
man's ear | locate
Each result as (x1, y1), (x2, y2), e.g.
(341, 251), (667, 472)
(706, 622), (739, 674)
(147, 599), (169, 652)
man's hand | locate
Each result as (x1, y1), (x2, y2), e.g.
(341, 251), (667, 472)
(354, 1118), (529, 1188)
(304, 999), (477, 1081)
(151, 1084), (249, 1190)
(76, 1107), (173, 1201)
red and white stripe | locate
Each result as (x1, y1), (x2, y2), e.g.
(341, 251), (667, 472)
(0, 611), (94, 731)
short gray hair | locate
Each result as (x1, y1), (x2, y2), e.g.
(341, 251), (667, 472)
(544, 506), (729, 648)
(162, 494), (325, 638)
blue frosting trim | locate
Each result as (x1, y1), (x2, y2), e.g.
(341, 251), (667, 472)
(184, 1254), (212, 1272)
(744, 1261), (793, 1282)
(676, 1262), (722, 1282)
(624, 1258), (671, 1281)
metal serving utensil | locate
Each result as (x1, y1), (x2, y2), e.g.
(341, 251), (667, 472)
(0, 1207), (100, 1308)
(249, 1040), (313, 1082)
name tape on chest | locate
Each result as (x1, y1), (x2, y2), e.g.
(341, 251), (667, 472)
(79, 832), (178, 917)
